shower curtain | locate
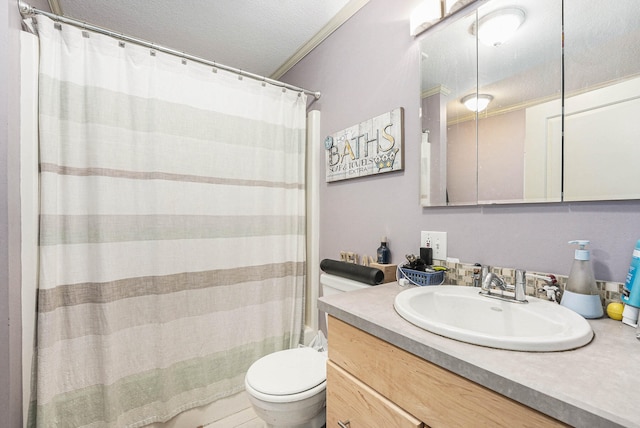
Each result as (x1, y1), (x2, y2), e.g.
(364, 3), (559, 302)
(29, 15), (307, 428)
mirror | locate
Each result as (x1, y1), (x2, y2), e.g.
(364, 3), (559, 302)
(420, 0), (640, 206)
(563, 0), (640, 201)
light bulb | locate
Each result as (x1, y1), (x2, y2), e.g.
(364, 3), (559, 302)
(461, 94), (493, 112)
(473, 8), (525, 47)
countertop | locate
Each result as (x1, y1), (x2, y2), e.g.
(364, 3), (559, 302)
(318, 282), (640, 428)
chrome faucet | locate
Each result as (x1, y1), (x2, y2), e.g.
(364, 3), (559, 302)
(482, 272), (507, 290)
(480, 269), (528, 303)
(481, 265), (491, 285)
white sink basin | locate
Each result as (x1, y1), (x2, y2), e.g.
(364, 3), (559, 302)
(394, 285), (593, 352)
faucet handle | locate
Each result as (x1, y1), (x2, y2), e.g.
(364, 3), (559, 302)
(515, 269), (527, 302)
(481, 265), (491, 281)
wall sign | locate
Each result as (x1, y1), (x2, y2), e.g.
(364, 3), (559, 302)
(325, 107), (404, 182)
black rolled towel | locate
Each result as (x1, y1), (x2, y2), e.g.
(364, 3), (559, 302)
(320, 259), (384, 285)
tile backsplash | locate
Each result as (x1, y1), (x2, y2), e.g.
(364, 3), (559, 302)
(434, 260), (623, 311)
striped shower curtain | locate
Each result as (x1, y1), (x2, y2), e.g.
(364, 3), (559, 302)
(29, 15), (307, 428)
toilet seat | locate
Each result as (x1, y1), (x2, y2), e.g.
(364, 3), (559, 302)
(245, 347), (327, 403)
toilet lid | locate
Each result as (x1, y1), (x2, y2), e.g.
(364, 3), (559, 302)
(246, 347), (327, 396)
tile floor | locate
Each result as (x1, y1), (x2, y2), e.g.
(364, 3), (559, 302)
(205, 408), (327, 428)
(205, 408), (266, 428)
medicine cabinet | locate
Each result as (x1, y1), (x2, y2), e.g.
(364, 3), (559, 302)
(419, 0), (640, 206)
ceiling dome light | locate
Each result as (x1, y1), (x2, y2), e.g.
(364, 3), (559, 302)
(471, 8), (525, 47)
(461, 94), (494, 112)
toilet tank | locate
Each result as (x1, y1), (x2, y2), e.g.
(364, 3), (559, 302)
(320, 273), (372, 296)
(320, 273), (372, 337)
(319, 273), (374, 334)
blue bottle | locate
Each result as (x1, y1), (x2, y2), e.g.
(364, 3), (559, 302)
(621, 239), (640, 305)
(626, 273), (640, 309)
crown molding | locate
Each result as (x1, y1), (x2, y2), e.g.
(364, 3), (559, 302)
(422, 84), (451, 98)
(270, 0), (370, 80)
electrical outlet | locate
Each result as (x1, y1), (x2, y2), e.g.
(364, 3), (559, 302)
(420, 231), (447, 260)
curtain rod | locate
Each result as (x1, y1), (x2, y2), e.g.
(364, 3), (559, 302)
(18, 1), (322, 100)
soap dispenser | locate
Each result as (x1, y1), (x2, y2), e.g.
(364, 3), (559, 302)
(560, 240), (603, 318)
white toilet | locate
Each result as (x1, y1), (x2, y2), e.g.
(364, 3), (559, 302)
(244, 273), (371, 427)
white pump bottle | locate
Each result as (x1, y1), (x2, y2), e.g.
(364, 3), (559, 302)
(559, 240), (603, 318)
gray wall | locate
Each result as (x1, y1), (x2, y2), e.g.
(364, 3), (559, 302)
(283, 0), (640, 283)
(1, 0), (23, 426)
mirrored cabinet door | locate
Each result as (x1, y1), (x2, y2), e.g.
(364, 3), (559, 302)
(476, 0), (562, 205)
(563, 0), (640, 202)
(420, 7), (477, 207)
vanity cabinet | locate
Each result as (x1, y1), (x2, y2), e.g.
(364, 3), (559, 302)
(327, 316), (567, 428)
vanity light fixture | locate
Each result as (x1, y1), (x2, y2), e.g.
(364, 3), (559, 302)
(410, 0), (442, 36)
(461, 93), (493, 112)
(471, 8), (526, 47)
(445, 0), (474, 14)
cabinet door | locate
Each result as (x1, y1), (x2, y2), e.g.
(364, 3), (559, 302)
(327, 360), (424, 428)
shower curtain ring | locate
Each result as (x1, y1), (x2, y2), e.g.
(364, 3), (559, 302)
(81, 21), (90, 38)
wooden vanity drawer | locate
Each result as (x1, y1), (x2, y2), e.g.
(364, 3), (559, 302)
(327, 360), (424, 428)
(328, 316), (567, 428)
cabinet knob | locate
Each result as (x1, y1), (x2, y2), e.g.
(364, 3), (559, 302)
(338, 420), (351, 428)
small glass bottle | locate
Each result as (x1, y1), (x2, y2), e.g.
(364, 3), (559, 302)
(377, 236), (391, 264)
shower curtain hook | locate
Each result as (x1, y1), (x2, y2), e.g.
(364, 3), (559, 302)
(150, 43), (156, 57)
(81, 21), (90, 38)
(238, 70), (244, 81)
(261, 77), (266, 87)
(212, 62), (218, 73)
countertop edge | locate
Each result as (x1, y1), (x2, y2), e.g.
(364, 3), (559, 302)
(318, 292), (630, 428)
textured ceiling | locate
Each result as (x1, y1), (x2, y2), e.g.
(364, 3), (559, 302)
(25, 0), (367, 79)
